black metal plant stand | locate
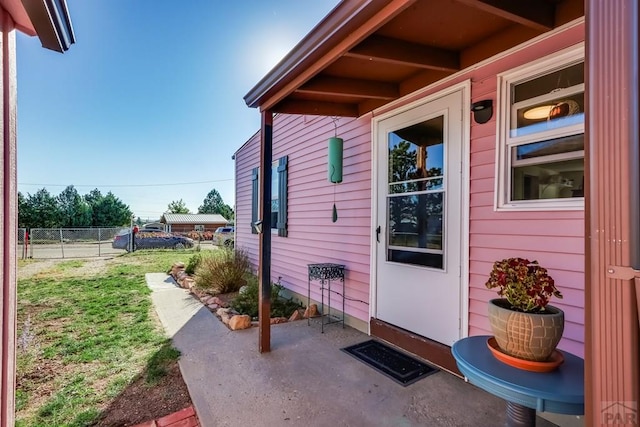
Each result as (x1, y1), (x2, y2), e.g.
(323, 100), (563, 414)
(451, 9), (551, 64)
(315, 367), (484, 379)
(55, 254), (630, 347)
(307, 263), (345, 332)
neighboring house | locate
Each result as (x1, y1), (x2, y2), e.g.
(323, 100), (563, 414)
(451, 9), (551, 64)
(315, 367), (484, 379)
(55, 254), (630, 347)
(0, 0), (76, 423)
(237, 1), (638, 423)
(161, 213), (228, 233)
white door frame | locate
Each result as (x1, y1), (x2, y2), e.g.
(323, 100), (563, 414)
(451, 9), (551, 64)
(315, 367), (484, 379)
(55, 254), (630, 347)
(369, 80), (471, 342)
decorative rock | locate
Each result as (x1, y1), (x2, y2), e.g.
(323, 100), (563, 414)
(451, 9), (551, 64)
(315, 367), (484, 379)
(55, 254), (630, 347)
(270, 317), (288, 325)
(194, 290), (208, 299)
(216, 308), (232, 325)
(207, 303), (219, 310)
(229, 315), (252, 330)
(289, 309), (303, 322)
(176, 271), (188, 284)
(212, 296), (228, 307)
(303, 304), (318, 318)
(171, 262), (186, 277)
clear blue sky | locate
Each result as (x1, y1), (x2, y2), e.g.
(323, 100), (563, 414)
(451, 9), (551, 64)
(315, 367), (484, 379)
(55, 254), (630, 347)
(16, 0), (339, 221)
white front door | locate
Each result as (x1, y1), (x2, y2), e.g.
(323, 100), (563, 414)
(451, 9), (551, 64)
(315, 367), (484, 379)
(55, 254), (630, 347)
(375, 89), (464, 346)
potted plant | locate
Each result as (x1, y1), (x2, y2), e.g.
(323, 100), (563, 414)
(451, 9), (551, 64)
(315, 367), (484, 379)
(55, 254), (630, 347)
(485, 257), (564, 362)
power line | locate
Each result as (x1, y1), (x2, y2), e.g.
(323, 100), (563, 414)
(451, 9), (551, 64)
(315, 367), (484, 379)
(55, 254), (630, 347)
(18, 179), (234, 188)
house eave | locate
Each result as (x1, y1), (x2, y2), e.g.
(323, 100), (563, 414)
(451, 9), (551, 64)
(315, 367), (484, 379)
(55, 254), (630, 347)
(243, 0), (412, 111)
(19, 0), (75, 52)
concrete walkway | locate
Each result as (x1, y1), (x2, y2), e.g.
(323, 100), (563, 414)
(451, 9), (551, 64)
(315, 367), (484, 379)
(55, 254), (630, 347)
(146, 273), (564, 427)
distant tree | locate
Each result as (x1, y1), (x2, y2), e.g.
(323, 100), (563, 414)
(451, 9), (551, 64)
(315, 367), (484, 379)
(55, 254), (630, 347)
(84, 188), (103, 225)
(20, 188), (61, 228)
(18, 192), (27, 228)
(167, 199), (190, 214)
(86, 190), (132, 226)
(84, 188), (103, 207)
(198, 189), (233, 220)
(58, 185), (92, 227)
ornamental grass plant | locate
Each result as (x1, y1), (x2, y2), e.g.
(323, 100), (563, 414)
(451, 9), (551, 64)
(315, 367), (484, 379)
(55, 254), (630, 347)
(193, 247), (251, 294)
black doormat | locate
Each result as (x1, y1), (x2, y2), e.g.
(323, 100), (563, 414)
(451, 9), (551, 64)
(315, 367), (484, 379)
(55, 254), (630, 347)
(341, 340), (438, 386)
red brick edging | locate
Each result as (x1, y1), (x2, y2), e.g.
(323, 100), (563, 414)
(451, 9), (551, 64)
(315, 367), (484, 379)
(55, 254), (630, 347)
(131, 405), (199, 427)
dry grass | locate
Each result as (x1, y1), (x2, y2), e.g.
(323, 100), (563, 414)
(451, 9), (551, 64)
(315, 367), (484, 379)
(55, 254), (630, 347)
(193, 248), (252, 294)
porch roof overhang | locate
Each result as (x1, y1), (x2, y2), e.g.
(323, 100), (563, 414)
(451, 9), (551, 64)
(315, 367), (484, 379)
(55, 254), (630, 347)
(1, 0), (75, 52)
(243, 0), (584, 117)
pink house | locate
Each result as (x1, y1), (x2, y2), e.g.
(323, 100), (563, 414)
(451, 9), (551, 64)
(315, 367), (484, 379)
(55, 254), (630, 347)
(237, 1), (639, 424)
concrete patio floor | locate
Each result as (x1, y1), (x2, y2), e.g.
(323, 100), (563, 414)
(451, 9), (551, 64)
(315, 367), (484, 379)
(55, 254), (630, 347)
(146, 273), (568, 427)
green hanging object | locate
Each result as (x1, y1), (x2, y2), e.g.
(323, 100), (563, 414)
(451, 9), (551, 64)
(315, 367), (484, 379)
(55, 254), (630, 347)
(328, 137), (344, 183)
(332, 203), (338, 223)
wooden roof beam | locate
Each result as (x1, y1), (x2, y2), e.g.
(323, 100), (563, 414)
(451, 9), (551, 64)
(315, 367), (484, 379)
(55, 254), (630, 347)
(297, 76), (399, 100)
(454, 0), (555, 31)
(273, 99), (360, 117)
(344, 35), (459, 72)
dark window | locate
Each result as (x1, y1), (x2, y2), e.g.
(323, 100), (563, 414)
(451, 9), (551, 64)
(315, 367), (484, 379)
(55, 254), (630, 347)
(251, 156), (288, 237)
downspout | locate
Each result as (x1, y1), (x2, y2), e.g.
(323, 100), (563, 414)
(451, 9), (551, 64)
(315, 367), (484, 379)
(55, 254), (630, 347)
(585, 0), (640, 424)
(258, 110), (273, 353)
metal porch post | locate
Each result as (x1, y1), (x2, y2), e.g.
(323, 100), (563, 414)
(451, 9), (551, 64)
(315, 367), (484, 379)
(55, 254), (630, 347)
(585, 0), (639, 425)
(258, 110), (273, 353)
(0, 9), (17, 426)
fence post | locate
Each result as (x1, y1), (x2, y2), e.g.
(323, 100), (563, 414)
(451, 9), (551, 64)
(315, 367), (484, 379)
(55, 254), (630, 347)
(59, 228), (65, 258)
(29, 229), (34, 259)
(98, 228), (102, 256)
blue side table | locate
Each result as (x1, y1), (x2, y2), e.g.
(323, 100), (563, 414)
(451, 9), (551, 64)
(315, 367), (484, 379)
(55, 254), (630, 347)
(452, 336), (584, 427)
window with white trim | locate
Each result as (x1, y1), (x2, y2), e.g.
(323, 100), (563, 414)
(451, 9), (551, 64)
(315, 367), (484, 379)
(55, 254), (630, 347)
(497, 45), (584, 210)
(194, 224), (204, 232)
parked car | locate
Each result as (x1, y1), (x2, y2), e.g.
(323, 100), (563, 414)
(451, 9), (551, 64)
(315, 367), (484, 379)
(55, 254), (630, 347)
(112, 229), (194, 251)
(213, 226), (235, 247)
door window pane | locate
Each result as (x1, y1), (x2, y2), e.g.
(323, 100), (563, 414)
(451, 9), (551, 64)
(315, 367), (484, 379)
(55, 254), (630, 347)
(387, 115), (445, 269)
(388, 194), (443, 250)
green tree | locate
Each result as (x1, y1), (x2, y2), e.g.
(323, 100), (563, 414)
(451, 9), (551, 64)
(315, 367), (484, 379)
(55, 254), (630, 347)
(58, 185), (92, 227)
(167, 199), (190, 214)
(198, 189), (233, 220)
(86, 190), (132, 226)
(18, 192), (27, 228)
(20, 188), (61, 228)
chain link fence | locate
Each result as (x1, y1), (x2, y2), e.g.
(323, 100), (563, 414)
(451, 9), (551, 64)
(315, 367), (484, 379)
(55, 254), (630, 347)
(25, 227), (126, 259)
(18, 228), (27, 259)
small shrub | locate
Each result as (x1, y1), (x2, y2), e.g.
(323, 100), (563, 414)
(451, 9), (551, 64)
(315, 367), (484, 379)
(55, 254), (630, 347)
(231, 276), (303, 319)
(194, 248), (251, 294)
(185, 252), (203, 275)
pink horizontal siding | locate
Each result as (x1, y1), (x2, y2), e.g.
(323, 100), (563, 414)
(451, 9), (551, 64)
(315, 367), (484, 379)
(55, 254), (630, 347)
(235, 22), (586, 356)
(235, 114), (372, 322)
(462, 23), (586, 357)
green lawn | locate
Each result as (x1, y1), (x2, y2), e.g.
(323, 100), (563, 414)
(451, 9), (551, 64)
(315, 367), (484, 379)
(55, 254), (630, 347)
(15, 250), (198, 427)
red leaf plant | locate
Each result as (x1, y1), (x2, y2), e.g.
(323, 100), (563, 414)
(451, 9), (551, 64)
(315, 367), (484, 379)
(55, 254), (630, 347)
(485, 258), (563, 313)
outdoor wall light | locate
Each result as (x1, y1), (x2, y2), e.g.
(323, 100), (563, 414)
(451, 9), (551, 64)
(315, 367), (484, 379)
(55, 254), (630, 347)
(470, 99), (493, 124)
(252, 220), (263, 234)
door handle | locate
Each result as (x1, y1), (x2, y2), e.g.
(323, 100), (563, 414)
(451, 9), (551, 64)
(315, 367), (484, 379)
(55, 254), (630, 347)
(376, 226), (381, 243)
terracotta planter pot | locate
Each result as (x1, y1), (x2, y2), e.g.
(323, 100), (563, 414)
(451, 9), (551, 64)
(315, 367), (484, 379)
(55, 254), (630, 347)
(487, 298), (564, 362)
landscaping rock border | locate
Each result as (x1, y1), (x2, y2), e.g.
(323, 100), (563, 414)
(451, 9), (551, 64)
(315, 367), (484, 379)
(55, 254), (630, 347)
(168, 262), (317, 331)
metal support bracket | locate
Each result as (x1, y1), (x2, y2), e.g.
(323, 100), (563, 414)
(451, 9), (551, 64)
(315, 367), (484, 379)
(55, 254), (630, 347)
(606, 265), (640, 280)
